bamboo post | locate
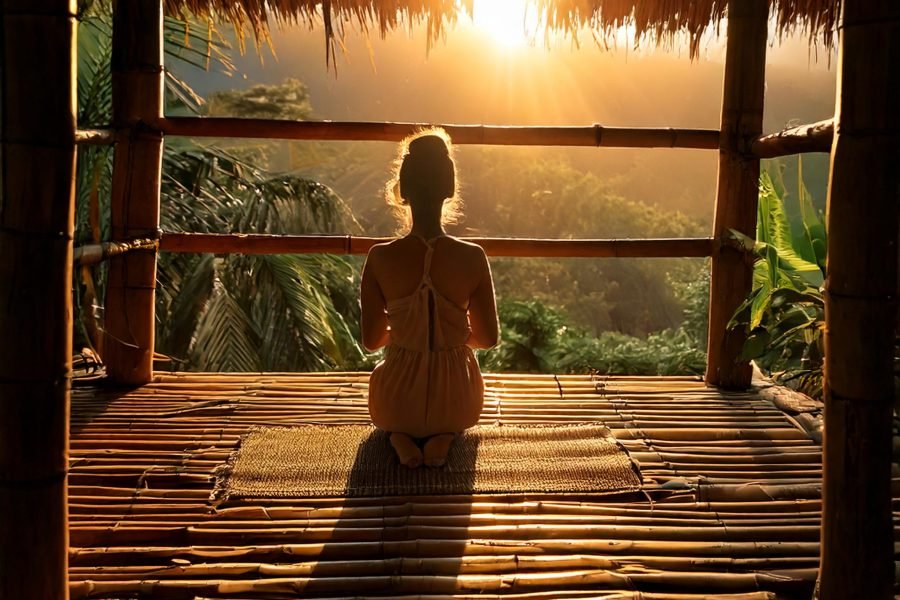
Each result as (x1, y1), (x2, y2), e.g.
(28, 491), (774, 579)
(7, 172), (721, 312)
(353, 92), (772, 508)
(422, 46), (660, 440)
(705, 0), (768, 389)
(818, 0), (899, 597)
(104, 0), (164, 384)
(0, 0), (76, 598)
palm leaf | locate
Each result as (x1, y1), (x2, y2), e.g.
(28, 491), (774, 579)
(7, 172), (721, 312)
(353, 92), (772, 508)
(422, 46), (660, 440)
(157, 253), (216, 362)
(191, 272), (261, 371)
(797, 157), (827, 273)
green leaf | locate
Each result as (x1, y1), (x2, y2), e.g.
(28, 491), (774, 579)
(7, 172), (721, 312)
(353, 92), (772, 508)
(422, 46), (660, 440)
(741, 329), (771, 360)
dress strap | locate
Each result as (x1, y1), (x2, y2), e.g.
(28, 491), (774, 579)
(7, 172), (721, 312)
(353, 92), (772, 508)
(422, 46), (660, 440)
(408, 234), (443, 291)
(420, 242), (436, 290)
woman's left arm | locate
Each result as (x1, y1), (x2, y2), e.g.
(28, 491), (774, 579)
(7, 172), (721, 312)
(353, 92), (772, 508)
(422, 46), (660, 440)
(360, 250), (390, 351)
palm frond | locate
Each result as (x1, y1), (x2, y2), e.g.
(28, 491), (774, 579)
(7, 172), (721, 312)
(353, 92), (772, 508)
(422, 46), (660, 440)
(190, 269), (262, 371)
(157, 253), (216, 362)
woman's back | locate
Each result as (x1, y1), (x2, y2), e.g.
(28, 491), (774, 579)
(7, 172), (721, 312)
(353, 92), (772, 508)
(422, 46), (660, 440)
(363, 235), (497, 352)
(366, 235), (485, 307)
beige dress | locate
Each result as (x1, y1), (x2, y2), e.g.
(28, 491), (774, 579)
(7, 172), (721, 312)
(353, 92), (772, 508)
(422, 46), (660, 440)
(368, 236), (484, 438)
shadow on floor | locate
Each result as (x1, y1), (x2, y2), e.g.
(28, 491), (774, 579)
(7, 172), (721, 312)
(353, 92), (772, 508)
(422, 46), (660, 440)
(306, 429), (480, 596)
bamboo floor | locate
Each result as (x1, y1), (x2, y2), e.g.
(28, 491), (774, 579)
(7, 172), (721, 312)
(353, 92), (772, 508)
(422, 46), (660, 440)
(66, 372), (896, 599)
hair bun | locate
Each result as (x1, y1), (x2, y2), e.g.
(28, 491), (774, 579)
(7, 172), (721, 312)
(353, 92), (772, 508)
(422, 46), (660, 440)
(407, 134), (449, 159)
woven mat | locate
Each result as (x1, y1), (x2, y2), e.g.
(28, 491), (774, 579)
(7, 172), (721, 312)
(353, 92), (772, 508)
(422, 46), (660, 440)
(213, 424), (642, 500)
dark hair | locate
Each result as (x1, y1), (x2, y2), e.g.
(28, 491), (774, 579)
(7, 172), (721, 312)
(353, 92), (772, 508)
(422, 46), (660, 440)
(385, 128), (462, 232)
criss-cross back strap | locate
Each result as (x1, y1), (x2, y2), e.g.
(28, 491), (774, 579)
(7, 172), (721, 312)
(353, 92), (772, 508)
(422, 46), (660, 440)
(412, 234), (440, 291)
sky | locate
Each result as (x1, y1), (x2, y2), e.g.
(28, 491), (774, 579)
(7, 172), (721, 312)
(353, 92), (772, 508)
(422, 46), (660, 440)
(185, 6), (838, 128)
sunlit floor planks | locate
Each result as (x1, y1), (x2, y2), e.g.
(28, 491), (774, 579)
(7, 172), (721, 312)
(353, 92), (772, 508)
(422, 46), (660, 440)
(66, 372), (874, 599)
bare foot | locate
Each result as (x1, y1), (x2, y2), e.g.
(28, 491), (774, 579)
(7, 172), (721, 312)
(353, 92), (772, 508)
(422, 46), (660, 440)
(423, 433), (455, 468)
(389, 432), (423, 468)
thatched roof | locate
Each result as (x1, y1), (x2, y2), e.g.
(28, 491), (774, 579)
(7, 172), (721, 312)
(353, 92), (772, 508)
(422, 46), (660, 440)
(164, 0), (840, 59)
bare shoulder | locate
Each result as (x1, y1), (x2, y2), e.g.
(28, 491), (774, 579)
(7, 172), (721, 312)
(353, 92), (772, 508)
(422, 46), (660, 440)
(443, 236), (488, 260)
(365, 238), (402, 264)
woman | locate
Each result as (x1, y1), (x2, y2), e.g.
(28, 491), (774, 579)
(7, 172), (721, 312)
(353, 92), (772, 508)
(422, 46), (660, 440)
(360, 129), (499, 468)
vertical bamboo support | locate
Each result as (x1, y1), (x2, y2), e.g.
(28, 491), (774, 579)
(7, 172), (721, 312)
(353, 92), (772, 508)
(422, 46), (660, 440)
(705, 0), (768, 389)
(105, 0), (163, 384)
(0, 1), (76, 598)
(818, 0), (899, 597)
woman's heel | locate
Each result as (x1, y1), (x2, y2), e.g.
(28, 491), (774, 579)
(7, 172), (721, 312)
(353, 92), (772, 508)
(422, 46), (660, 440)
(389, 432), (423, 468)
(423, 433), (455, 468)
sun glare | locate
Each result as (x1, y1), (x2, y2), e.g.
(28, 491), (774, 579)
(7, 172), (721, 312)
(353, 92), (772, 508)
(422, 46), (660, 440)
(472, 0), (534, 49)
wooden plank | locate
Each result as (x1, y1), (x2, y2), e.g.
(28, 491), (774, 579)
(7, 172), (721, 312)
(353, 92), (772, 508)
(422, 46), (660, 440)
(705, 0), (768, 389)
(0, 1), (76, 598)
(158, 232), (715, 258)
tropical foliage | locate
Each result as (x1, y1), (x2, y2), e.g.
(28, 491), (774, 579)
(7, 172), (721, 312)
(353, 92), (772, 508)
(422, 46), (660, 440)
(729, 164), (827, 396)
(74, 6), (368, 371)
(458, 152), (706, 337)
(156, 143), (367, 371)
(480, 272), (708, 376)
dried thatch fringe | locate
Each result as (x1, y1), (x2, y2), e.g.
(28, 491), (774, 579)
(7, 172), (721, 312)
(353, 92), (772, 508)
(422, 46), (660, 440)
(163, 0), (840, 63)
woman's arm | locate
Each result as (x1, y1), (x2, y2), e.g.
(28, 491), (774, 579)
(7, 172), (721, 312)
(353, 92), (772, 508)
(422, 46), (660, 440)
(360, 250), (390, 352)
(466, 248), (499, 349)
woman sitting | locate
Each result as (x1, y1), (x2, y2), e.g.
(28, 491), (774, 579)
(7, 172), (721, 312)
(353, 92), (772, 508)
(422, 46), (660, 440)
(360, 129), (499, 468)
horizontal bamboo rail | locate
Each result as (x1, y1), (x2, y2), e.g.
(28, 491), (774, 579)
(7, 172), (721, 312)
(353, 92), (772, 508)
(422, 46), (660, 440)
(74, 238), (158, 266)
(159, 233), (715, 258)
(159, 117), (721, 149)
(750, 120), (834, 158)
(74, 128), (116, 145)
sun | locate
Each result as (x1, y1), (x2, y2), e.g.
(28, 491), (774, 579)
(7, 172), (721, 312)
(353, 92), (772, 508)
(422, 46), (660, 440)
(472, 0), (534, 49)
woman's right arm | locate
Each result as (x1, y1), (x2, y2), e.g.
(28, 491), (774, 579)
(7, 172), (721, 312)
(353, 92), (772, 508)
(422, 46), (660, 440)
(360, 250), (390, 352)
(466, 248), (499, 349)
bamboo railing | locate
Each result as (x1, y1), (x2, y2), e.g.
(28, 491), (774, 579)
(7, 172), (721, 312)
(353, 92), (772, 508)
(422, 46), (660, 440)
(159, 233), (715, 258)
(750, 120), (833, 159)
(73, 128), (116, 145)
(75, 120), (835, 159)
(74, 238), (159, 267)
(159, 117), (721, 149)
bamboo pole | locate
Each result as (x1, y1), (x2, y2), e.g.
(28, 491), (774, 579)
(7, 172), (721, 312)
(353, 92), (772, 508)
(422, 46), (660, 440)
(159, 233), (714, 258)
(818, 0), (899, 598)
(74, 238), (159, 266)
(74, 128), (117, 145)
(704, 0), (768, 389)
(104, 0), (163, 384)
(0, 1), (75, 598)
(750, 120), (834, 158)
(159, 117), (721, 149)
